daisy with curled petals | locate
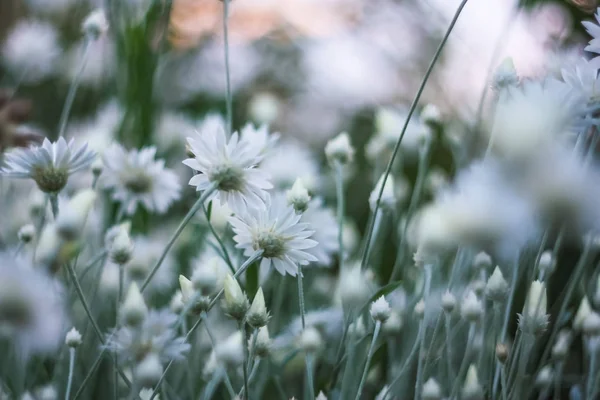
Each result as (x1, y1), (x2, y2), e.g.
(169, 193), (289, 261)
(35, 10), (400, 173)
(101, 143), (181, 216)
(229, 195), (318, 276)
(183, 121), (273, 212)
(1, 137), (95, 193)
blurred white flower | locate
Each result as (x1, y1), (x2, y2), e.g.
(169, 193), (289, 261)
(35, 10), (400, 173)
(105, 309), (189, 365)
(184, 121), (272, 213)
(488, 79), (582, 159)
(0, 252), (67, 359)
(240, 123), (279, 160)
(492, 57), (519, 91)
(337, 264), (374, 312)
(301, 198), (338, 266)
(369, 174), (396, 212)
(153, 111), (196, 153)
(583, 9), (600, 58)
(62, 37), (116, 88)
(248, 92), (281, 125)
(287, 178), (311, 214)
(370, 296), (391, 322)
(102, 144), (181, 216)
(229, 195), (318, 276)
(261, 140), (320, 191)
(1, 138), (96, 194)
(325, 132), (354, 165)
(561, 57), (600, 102)
(82, 9), (109, 38)
(2, 20), (61, 83)
(24, 0), (76, 15)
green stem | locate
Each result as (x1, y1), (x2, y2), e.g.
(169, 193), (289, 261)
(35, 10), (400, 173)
(354, 321), (381, 400)
(414, 264), (433, 400)
(240, 321), (250, 400)
(297, 264), (314, 400)
(222, 0), (232, 135)
(444, 313), (455, 388)
(65, 348), (76, 400)
(449, 322), (476, 399)
(247, 329), (258, 376)
(140, 184), (217, 292)
(587, 343), (598, 400)
(50, 194), (59, 219)
(553, 361), (563, 400)
(203, 205), (235, 274)
(500, 364), (509, 400)
(58, 38), (92, 138)
(359, 0), (469, 272)
(335, 162), (345, 269)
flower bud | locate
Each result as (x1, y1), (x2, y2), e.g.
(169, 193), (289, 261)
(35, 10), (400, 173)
(82, 9), (109, 38)
(421, 104), (442, 126)
(583, 312), (600, 336)
(486, 266), (508, 302)
(65, 327), (82, 348)
(325, 132), (355, 165)
(35, 223), (63, 270)
(315, 392), (328, 400)
(422, 377), (442, 400)
(535, 366), (553, 387)
(179, 275), (194, 304)
(369, 175), (395, 212)
(120, 283), (148, 327)
(298, 327), (323, 353)
(338, 266), (371, 313)
(222, 274), (249, 320)
(287, 178), (311, 214)
(56, 190), (97, 240)
(382, 310), (403, 335)
(462, 364), (483, 400)
(247, 287), (270, 328)
(574, 297), (592, 330)
(109, 228), (133, 265)
(496, 343), (509, 364)
(492, 57), (518, 90)
(552, 330), (571, 360)
(135, 353), (163, 388)
(191, 257), (220, 294)
(249, 326), (271, 358)
(461, 291), (482, 322)
(473, 252), (492, 272)
(249, 92), (280, 125)
(370, 296), (391, 323)
(538, 251), (555, 277)
(414, 299), (426, 319)
(91, 157), (103, 177)
(441, 291), (457, 313)
(519, 280), (549, 334)
(18, 224), (35, 244)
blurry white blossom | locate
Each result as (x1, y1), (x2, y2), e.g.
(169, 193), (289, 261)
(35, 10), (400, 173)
(301, 198), (338, 266)
(102, 144), (181, 216)
(62, 38), (116, 88)
(261, 140), (320, 191)
(2, 20), (61, 83)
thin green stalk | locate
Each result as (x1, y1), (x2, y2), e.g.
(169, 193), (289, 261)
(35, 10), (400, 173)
(247, 329), (258, 376)
(297, 264), (314, 400)
(354, 321), (381, 400)
(305, 353), (316, 400)
(449, 322), (477, 399)
(64, 261), (133, 389)
(149, 251), (263, 400)
(73, 349), (103, 400)
(379, 321), (424, 400)
(58, 38), (92, 138)
(500, 364), (509, 400)
(414, 264), (433, 400)
(237, 360), (261, 398)
(240, 321), (250, 400)
(78, 250), (108, 281)
(539, 237), (593, 368)
(203, 205), (235, 274)
(202, 313), (236, 399)
(222, 0), (232, 135)
(335, 162), (345, 269)
(140, 184), (217, 292)
(587, 343), (598, 400)
(553, 361), (563, 400)
(509, 333), (534, 399)
(359, 0), (469, 272)
(65, 348), (76, 400)
(364, 209), (383, 270)
(50, 194), (59, 219)
(444, 313), (455, 387)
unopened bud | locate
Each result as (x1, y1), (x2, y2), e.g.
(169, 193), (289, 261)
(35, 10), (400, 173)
(82, 9), (109, 38)
(370, 296), (391, 323)
(441, 291), (457, 313)
(18, 224), (35, 244)
(135, 353), (163, 388)
(552, 330), (571, 360)
(535, 366), (553, 387)
(462, 365), (483, 400)
(299, 327), (323, 353)
(249, 326), (271, 358)
(222, 274), (249, 320)
(369, 175), (395, 212)
(473, 252), (492, 271)
(461, 291), (482, 321)
(422, 377), (442, 400)
(421, 104), (442, 126)
(486, 266), (508, 302)
(496, 343), (509, 364)
(65, 327), (82, 348)
(120, 283), (148, 327)
(538, 251), (555, 277)
(583, 312), (600, 336)
(574, 297), (592, 330)
(414, 299), (426, 319)
(247, 287), (270, 328)
(287, 178), (311, 213)
(325, 132), (355, 165)
(109, 228), (133, 265)
(91, 158), (103, 176)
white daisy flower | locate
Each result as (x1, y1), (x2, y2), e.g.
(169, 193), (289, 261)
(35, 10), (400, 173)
(1, 138), (96, 194)
(0, 252), (67, 359)
(101, 143), (181, 216)
(2, 20), (61, 84)
(240, 123), (279, 160)
(583, 8), (600, 57)
(301, 198), (338, 266)
(229, 196), (318, 276)
(104, 309), (190, 365)
(260, 140), (320, 192)
(183, 121), (273, 213)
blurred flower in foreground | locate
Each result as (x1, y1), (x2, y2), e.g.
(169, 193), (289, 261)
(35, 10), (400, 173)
(2, 20), (61, 84)
(229, 195), (318, 276)
(1, 138), (96, 194)
(101, 144), (181, 216)
(0, 252), (66, 359)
